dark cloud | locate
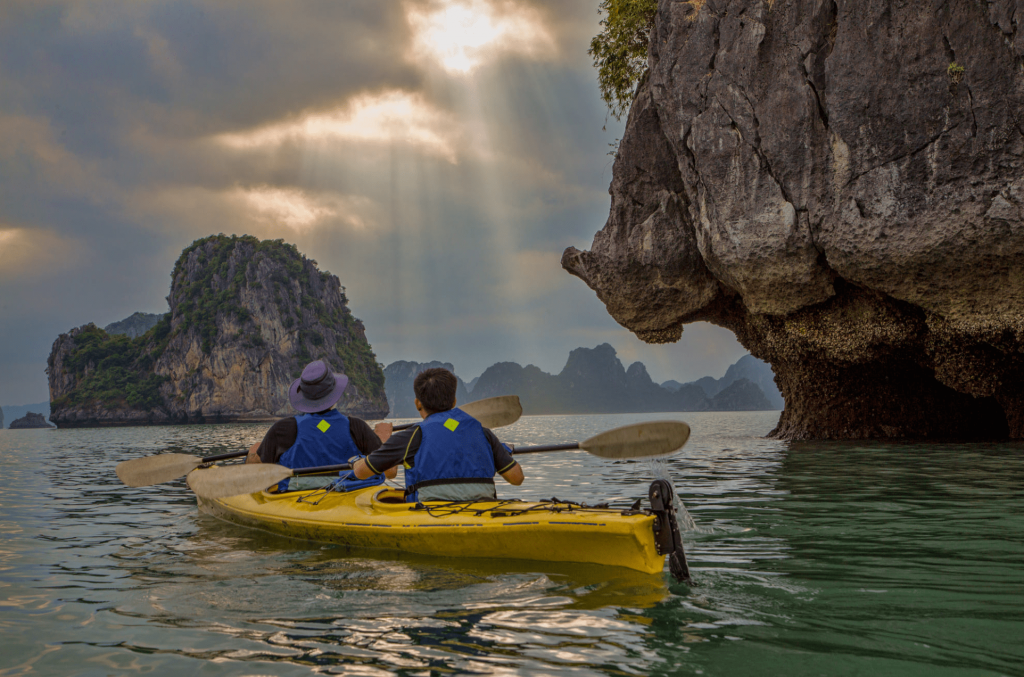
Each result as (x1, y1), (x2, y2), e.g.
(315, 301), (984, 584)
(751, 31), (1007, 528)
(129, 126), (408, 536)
(0, 0), (744, 404)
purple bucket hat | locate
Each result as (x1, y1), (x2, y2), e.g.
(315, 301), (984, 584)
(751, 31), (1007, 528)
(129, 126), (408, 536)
(289, 360), (349, 413)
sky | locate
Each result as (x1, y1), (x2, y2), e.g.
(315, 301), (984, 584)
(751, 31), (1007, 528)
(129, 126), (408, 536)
(0, 0), (746, 406)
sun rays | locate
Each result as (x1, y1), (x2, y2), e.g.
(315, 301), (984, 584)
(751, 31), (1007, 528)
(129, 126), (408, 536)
(405, 0), (555, 75)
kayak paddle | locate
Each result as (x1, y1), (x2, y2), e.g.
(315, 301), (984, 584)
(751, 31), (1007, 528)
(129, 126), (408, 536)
(187, 420), (691, 500)
(115, 395), (523, 488)
(510, 420), (690, 459)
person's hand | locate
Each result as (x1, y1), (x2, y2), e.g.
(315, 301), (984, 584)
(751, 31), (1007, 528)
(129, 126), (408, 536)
(246, 441), (262, 464)
(374, 422), (394, 443)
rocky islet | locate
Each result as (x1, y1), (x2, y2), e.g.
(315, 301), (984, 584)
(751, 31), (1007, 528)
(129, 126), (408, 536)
(8, 412), (54, 429)
(47, 235), (388, 427)
(564, 0), (1024, 439)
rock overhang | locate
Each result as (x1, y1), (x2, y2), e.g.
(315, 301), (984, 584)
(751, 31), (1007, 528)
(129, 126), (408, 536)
(565, 0), (1024, 439)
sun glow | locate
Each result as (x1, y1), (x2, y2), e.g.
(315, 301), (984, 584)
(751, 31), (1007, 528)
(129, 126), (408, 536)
(236, 187), (335, 230)
(406, 0), (555, 74)
(0, 226), (77, 278)
(215, 90), (460, 162)
(224, 187), (374, 232)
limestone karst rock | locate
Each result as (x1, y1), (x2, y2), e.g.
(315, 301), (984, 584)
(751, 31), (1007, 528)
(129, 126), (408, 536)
(9, 412), (54, 429)
(104, 312), (165, 339)
(564, 0), (1024, 439)
(383, 361), (472, 418)
(382, 348), (779, 414)
(48, 235), (388, 427)
(709, 378), (774, 412)
(664, 355), (784, 408)
(1, 402), (50, 428)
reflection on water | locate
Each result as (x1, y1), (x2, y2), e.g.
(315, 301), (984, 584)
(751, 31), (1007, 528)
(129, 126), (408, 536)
(1, 413), (1022, 676)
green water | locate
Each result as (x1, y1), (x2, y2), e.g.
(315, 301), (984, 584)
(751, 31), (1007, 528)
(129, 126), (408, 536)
(0, 412), (1021, 676)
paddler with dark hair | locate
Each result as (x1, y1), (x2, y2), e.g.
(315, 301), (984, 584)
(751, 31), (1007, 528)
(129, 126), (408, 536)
(245, 359), (397, 492)
(352, 367), (524, 502)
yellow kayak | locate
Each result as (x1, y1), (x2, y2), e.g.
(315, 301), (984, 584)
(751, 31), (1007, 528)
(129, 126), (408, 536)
(197, 480), (690, 579)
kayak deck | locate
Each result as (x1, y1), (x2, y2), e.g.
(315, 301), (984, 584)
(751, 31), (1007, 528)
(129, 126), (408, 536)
(198, 486), (666, 574)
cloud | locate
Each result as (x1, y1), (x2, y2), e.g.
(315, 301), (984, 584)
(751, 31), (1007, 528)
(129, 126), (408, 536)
(405, 0), (557, 75)
(128, 185), (382, 240)
(0, 115), (108, 200)
(215, 89), (462, 163)
(0, 1), (753, 406)
(0, 225), (81, 280)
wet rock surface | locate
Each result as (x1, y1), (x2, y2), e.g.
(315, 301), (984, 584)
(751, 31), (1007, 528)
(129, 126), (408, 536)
(48, 236), (388, 427)
(565, 0), (1024, 439)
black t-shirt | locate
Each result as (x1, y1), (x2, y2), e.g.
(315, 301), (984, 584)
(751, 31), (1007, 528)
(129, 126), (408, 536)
(257, 414), (382, 464)
(363, 424), (517, 475)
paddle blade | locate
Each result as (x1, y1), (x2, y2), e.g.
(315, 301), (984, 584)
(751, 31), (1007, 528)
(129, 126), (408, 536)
(187, 464), (293, 499)
(116, 453), (202, 487)
(581, 421), (691, 459)
(461, 395), (523, 429)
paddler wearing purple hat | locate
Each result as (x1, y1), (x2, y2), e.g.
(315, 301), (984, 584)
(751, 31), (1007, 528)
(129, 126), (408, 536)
(245, 359), (397, 492)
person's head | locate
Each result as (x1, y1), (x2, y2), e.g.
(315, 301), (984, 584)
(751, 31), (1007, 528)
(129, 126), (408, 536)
(413, 367), (458, 417)
(289, 359), (348, 413)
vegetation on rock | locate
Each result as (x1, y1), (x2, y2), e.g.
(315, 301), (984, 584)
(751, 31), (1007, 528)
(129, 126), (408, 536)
(52, 322), (171, 411)
(589, 0), (658, 120)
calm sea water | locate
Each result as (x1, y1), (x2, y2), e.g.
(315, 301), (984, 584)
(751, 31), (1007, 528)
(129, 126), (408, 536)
(1, 412), (1022, 676)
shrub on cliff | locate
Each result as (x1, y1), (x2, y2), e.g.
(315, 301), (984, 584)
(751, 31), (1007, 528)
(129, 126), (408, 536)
(589, 0), (658, 120)
(52, 324), (170, 411)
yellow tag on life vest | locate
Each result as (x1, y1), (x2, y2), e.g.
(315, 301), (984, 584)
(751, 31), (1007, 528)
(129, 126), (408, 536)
(444, 418), (459, 432)
(317, 420), (331, 433)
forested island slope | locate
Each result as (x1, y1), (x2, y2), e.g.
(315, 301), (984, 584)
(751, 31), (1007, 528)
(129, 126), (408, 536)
(564, 0), (1024, 439)
(48, 235), (387, 427)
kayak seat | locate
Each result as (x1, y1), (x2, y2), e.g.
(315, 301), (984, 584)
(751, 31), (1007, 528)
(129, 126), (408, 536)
(373, 489), (406, 504)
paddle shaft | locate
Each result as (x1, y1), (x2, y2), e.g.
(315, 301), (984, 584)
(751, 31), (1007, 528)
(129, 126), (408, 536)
(199, 421), (422, 464)
(286, 442), (583, 477)
(511, 443), (580, 455)
(292, 462), (353, 476)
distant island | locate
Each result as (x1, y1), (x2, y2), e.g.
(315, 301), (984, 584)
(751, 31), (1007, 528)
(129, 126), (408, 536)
(383, 344), (781, 417)
(104, 312), (164, 339)
(0, 402), (50, 429)
(47, 235), (388, 427)
(9, 412), (54, 429)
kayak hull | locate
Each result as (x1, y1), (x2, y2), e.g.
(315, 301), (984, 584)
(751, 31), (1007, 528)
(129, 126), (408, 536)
(198, 486), (666, 575)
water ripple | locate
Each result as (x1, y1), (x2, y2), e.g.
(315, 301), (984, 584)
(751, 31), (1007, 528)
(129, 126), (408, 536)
(1, 414), (1022, 676)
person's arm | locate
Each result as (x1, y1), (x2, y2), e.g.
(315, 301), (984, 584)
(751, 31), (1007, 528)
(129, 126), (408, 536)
(248, 418), (298, 464)
(348, 418), (399, 479)
(349, 418), (384, 454)
(353, 427), (420, 479)
(485, 428), (524, 486)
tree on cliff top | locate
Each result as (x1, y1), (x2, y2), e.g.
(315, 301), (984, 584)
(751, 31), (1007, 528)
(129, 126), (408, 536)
(589, 0), (658, 120)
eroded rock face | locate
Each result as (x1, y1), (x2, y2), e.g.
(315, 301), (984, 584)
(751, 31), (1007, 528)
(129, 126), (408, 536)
(48, 236), (388, 427)
(564, 0), (1024, 438)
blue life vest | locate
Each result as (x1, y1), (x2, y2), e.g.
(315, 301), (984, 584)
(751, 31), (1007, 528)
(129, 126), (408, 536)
(404, 407), (496, 502)
(277, 411), (384, 492)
